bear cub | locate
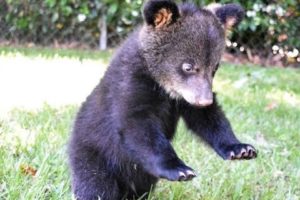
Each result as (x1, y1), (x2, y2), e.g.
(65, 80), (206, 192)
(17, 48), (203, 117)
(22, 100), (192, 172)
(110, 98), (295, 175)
(69, 0), (257, 199)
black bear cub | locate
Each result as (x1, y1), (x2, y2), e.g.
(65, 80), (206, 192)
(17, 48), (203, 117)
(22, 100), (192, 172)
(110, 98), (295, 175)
(69, 0), (257, 199)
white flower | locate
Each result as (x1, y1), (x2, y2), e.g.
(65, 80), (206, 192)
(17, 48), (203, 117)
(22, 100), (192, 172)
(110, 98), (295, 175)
(275, 7), (285, 17)
(272, 45), (279, 51)
(265, 5), (275, 13)
(269, 19), (276, 25)
(253, 3), (262, 11)
(78, 14), (86, 22)
(246, 11), (256, 17)
(287, 49), (299, 58)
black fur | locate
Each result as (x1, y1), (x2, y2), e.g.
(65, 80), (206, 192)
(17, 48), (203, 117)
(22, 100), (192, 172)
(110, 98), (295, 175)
(179, 3), (199, 16)
(68, 2), (256, 200)
(143, 0), (180, 26)
(215, 4), (244, 26)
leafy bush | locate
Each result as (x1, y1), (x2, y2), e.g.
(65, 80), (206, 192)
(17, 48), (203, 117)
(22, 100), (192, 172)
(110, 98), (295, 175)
(0, 0), (299, 65)
(227, 0), (300, 63)
(1, 0), (143, 47)
(183, 0), (300, 65)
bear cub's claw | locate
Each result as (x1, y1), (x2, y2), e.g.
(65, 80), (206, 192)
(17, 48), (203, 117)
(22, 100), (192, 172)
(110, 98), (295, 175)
(156, 160), (196, 182)
(223, 144), (257, 160)
(178, 169), (197, 181)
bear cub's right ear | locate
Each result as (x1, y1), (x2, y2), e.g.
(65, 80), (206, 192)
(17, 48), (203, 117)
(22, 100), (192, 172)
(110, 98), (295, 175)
(143, 0), (180, 28)
(206, 3), (244, 30)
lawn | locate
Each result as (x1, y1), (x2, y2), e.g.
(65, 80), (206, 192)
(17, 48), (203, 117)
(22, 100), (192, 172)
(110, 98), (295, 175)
(0, 47), (299, 200)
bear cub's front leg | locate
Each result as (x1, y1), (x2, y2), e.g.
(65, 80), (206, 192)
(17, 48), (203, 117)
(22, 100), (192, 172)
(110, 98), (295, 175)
(181, 99), (257, 161)
(121, 121), (196, 182)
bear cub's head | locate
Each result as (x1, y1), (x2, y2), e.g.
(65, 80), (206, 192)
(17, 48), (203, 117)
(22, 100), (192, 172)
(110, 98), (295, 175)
(139, 0), (244, 107)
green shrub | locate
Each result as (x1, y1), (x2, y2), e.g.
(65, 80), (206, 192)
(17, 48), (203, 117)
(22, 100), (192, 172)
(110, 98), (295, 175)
(1, 0), (143, 47)
(1, 0), (299, 64)
(228, 0), (300, 59)
(182, 0), (300, 64)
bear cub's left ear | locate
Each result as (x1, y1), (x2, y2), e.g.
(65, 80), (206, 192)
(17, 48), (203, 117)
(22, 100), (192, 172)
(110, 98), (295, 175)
(206, 3), (244, 29)
(143, 0), (180, 28)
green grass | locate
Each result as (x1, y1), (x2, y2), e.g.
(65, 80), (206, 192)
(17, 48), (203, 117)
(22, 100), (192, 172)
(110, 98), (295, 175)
(0, 47), (300, 200)
(0, 46), (112, 62)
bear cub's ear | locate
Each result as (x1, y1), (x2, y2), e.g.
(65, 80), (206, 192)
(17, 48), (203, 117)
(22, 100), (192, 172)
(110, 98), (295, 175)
(206, 4), (244, 29)
(143, 0), (180, 28)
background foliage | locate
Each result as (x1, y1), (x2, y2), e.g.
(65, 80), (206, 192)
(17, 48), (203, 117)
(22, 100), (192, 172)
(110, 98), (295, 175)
(0, 0), (143, 47)
(0, 0), (299, 65)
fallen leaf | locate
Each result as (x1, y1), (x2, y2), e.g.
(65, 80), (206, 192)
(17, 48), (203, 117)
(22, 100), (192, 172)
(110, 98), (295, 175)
(265, 101), (278, 111)
(20, 164), (37, 177)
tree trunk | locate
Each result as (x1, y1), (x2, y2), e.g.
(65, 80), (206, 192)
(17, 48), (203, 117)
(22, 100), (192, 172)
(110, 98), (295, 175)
(99, 13), (107, 51)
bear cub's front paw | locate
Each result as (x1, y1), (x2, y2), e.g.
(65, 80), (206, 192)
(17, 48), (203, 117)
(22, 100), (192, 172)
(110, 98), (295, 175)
(221, 144), (257, 160)
(155, 159), (196, 182)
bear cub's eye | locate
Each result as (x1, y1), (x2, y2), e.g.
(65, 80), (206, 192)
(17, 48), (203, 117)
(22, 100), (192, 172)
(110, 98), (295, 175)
(182, 63), (197, 74)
